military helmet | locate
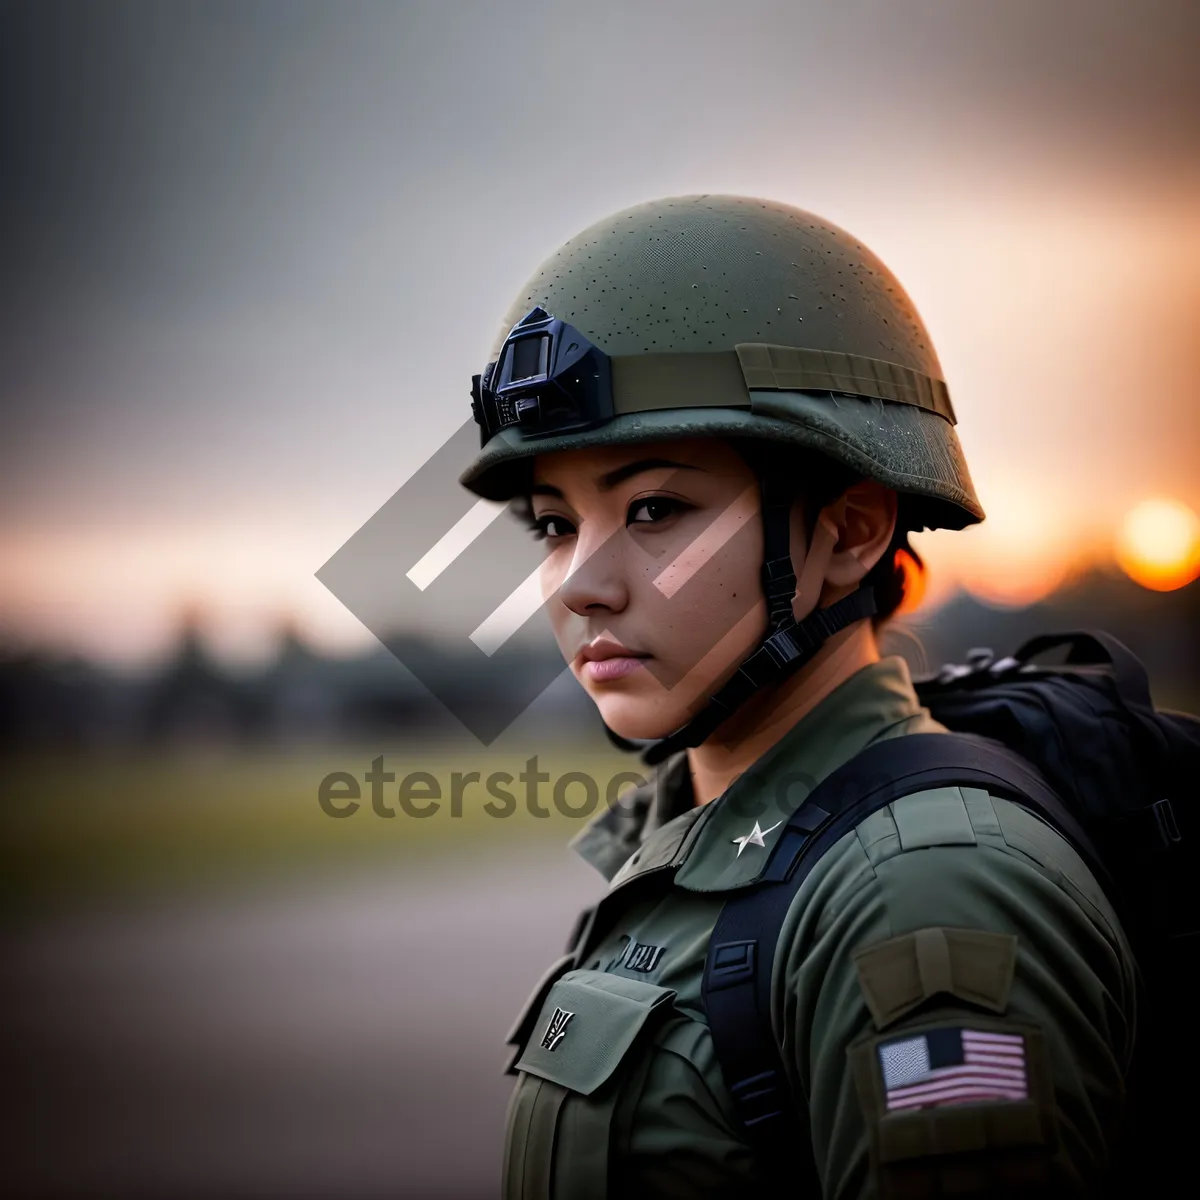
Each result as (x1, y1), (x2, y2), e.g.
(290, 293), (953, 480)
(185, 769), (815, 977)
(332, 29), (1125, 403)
(460, 194), (983, 530)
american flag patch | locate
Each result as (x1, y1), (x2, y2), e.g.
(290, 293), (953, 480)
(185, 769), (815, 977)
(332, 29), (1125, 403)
(877, 1027), (1028, 1111)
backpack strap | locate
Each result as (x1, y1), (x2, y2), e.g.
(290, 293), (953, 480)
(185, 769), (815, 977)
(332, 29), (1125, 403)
(1014, 630), (1176, 808)
(1014, 630), (1155, 713)
(700, 731), (1109, 1176)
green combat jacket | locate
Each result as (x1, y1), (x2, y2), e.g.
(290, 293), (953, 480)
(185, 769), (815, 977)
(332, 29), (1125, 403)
(501, 657), (1138, 1199)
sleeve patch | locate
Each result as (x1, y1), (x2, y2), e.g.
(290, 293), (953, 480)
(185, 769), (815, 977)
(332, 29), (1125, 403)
(878, 1027), (1027, 1111)
(849, 1019), (1056, 1184)
(853, 926), (1018, 1029)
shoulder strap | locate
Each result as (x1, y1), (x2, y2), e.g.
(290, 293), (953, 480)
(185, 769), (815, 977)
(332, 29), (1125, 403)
(1013, 629), (1154, 711)
(700, 731), (1107, 1173)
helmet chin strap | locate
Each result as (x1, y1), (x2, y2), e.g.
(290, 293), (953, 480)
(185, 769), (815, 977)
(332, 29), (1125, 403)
(601, 475), (877, 765)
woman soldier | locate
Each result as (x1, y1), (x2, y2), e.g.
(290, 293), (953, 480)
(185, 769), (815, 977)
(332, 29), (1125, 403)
(459, 196), (1136, 1198)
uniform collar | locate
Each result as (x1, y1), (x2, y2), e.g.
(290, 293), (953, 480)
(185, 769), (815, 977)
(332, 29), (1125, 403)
(569, 656), (940, 892)
(568, 751), (698, 882)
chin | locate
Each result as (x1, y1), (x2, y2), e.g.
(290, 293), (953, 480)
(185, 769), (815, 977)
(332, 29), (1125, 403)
(592, 694), (692, 742)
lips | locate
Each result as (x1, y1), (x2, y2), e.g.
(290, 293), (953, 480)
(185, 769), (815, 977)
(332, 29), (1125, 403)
(575, 638), (650, 683)
(578, 638), (646, 663)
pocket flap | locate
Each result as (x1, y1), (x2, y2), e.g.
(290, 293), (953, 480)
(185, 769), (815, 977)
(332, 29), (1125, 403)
(513, 969), (676, 1096)
(502, 952), (575, 1075)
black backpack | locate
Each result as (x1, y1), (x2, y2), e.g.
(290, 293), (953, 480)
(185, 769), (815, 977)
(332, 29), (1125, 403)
(701, 630), (1200, 1188)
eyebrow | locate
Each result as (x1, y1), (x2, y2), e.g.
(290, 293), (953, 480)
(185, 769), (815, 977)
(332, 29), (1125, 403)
(529, 458), (701, 498)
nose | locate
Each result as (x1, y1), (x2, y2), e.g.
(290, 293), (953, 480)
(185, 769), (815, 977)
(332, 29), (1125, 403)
(554, 523), (630, 617)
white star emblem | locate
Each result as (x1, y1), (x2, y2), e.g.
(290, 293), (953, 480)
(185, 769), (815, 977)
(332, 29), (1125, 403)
(732, 819), (783, 857)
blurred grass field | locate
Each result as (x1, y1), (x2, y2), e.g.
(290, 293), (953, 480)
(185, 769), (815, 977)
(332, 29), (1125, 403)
(0, 739), (640, 909)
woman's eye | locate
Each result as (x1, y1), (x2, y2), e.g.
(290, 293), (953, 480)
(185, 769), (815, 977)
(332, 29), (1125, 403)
(628, 497), (686, 525)
(531, 514), (575, 540)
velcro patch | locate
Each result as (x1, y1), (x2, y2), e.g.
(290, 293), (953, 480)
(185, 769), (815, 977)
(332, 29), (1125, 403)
(853, 927), (1018, 1029)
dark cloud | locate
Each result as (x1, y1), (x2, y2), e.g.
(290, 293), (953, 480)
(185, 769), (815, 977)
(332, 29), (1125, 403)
(4, 0), (1194, 305)
(0, 0), (1195, 535)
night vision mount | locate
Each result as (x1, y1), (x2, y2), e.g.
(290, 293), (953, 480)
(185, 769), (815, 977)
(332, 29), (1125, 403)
(471, 307), (614, 445)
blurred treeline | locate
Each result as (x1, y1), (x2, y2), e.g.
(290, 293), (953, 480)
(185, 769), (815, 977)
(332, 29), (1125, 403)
(0, 618), (588, 752)
(1, 567), (1197, 754)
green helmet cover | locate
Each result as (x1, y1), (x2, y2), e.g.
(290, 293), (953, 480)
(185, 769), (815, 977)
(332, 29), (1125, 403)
(460, 194), (983, 530)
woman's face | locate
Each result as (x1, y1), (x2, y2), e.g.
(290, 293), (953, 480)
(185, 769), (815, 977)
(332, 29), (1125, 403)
(528, 438), (820, 740)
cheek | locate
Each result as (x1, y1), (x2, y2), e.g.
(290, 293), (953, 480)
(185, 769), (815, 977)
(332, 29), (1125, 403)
(633, 521), (765, 679)
(600, 553), (764, 739)
(651, 493), (759, 601)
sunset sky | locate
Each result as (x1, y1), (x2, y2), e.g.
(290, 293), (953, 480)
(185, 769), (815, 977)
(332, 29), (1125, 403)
(2, 1), (1197, 668)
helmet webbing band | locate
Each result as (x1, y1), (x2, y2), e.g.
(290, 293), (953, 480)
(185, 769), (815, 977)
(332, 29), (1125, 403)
(609, 344), (955, 423)
(473, 308), (956, 450)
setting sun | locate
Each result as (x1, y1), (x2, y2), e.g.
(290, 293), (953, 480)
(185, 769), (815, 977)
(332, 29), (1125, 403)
(1114, 498), (1200, 592)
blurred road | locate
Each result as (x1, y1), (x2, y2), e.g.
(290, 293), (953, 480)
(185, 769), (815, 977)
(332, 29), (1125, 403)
(0, 846), (606, 1199)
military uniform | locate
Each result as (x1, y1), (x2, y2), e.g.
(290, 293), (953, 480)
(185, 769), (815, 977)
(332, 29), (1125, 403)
(501, 657), (1138, 1197)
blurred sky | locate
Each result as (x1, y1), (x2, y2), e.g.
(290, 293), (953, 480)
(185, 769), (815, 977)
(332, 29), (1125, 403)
(2, 0), (1197, 667)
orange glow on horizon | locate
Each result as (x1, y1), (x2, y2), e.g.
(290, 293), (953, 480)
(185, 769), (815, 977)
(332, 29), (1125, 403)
(960, 566), (1069, 610)
(1114, 498), (1200, 592)
(893, 548), (928, 615)
(913, 478), (1086, 611)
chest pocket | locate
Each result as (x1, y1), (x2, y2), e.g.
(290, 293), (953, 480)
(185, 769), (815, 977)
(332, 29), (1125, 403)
(503, 968), (676, 1200)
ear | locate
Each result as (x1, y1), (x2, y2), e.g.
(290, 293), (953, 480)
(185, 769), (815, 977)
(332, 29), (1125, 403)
(821, 480), (898, 589)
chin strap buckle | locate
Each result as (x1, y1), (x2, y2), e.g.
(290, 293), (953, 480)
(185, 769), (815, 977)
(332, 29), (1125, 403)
(636, 586), (878, 765)
(761, 556), (798, 629)
(759, 478), (798, 629)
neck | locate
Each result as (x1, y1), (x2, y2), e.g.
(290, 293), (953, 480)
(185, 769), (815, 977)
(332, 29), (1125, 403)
(686, 617), (881, 806)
